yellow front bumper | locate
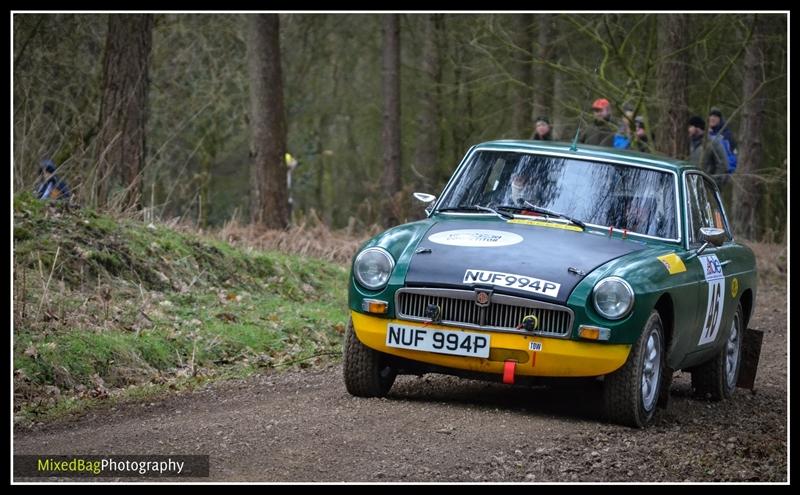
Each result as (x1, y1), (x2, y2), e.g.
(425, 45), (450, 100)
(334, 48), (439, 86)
(351, 311), (631, 377)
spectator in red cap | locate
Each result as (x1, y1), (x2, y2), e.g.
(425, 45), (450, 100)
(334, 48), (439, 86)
(579, 98), (616, 147)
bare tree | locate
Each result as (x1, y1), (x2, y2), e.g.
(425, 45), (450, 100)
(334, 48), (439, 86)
(95, 14), (153, 210)
(414, 14), (443, 191)
(655, 14), (690, 158)
(510, 15), (533, 138)
(733, 15), (768, 240)
(381, 14), (402, 226)
(247, 14), (289, 228)
(533, 15), (555, 120)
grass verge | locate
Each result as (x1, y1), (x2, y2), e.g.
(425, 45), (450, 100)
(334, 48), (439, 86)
(13, 193), (349, 426)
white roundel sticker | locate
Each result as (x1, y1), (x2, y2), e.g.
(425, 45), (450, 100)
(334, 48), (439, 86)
(427, 229), (523, 247)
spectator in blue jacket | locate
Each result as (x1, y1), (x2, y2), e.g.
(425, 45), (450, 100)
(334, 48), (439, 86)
(35, 159), (71, 201)
(613, 118), (631, 150)
(708, 107), (738, 173)
(708, 108), (737, 150)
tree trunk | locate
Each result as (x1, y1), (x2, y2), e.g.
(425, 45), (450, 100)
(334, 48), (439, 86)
(381, 14), (402, 226)
(510, 14), (533, 138)
(532, 15), (555, 121)
(655, 14), (690, 159)
(733, 15), (767, 240)
(95, 14), (153, 210)
(551, 51), (567, 141)
(247, 14), (289, 229)
(414, 14), (443, 191)
(451, 32), (467, 169)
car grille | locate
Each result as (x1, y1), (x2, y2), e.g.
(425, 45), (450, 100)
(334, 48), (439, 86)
(395, 288), (573, 337)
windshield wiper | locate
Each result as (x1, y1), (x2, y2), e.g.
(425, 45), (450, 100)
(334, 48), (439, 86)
(495, 204), (528, 213)
(522, 201), (586, 230)
(472, 204), (514, 220)
(436, 205), (486, 213)
(436, 205), (514, 220)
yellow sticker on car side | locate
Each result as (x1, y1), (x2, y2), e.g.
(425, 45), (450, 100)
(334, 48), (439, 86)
(507, 218), (583, 232)
(657, 253), (687, 275)
(731, 277), (739, 298)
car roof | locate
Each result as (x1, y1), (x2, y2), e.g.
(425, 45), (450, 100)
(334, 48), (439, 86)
(475, 139), (699, 174)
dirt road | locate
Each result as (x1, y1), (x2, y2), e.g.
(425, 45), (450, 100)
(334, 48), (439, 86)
(14, 282), (787, 482)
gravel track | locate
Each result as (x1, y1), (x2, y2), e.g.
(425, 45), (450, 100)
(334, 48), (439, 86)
(14, 281), (787, 482)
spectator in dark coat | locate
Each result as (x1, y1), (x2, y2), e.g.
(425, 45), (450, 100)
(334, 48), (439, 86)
(688, 116), (729, 187)
(633, 116), (654, 153)
(530, 116), (553, 141)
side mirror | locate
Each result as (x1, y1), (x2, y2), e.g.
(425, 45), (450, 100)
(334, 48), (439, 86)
(700, 227), (726, 247)
(413, 192), (436, 217)
(413, 192), (436, 204)
(690, 227), (726, 258)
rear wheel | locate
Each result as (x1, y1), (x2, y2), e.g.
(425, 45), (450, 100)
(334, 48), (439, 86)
(691, 303), (743, 400)
(603, 311), (665, 427)
(343, 316), (396, 397)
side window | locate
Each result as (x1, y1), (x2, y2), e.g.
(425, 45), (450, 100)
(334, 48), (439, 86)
(701, 177), (732, 240)
(686, 174), (731, 246)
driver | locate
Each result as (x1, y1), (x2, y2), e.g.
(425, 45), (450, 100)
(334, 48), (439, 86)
(509, 173), (529, 205)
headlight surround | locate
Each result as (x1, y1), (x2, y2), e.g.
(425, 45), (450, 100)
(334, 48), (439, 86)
(353, 247), (395, 290)
(592, 276), (634, 320)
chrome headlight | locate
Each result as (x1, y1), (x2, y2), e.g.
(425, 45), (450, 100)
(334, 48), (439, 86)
(353, 247), (394, 290)
(592, 276), (634, 320)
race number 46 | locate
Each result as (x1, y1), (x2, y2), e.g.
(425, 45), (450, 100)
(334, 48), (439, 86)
(698, 255), (726, 346)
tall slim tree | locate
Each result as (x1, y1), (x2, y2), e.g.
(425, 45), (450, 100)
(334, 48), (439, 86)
(510, 14), (533, 138)
(655, 14), (690, 158)
(381, 14), (402, 226)
(414, 14), (443, 190)
(532, 15), (555, 121)
(95, 14), (153, 210)
(247, 14), (289, 228)
(733, 15), (768, 240)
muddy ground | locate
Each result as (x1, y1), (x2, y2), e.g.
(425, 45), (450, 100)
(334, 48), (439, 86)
(14, 280), (787, 482)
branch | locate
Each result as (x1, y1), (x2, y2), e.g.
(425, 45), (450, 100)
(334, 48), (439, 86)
(704, 15), (755, 118)
(564, 15), (612, 80)
(13, 16), (45, 67)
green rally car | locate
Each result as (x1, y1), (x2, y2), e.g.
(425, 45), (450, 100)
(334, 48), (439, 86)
(343, 140), (759, 427)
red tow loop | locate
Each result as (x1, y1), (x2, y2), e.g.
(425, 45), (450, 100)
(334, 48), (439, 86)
(502, 360), (517, 385)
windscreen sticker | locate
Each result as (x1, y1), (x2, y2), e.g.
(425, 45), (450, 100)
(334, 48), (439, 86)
(657, 253), (687, 275)
(697, 254), (726, 346)
(507, 218), (583, 232)
(463, 269), (560, 298)
(428, 229), (523, 247)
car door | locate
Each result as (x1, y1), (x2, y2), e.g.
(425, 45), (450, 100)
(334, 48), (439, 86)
(682, 172), (736, 363)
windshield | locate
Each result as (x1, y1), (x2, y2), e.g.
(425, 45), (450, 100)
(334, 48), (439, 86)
(438, 150), (678, 239)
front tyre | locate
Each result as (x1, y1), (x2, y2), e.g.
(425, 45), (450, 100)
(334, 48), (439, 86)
(691, 302), (744, 400)
(603, 311), (665, 427)
(343, 316), (397, 397)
